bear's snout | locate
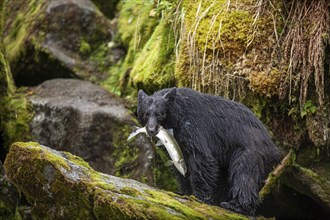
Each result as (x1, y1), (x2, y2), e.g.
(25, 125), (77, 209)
(146, 115), (159, 136)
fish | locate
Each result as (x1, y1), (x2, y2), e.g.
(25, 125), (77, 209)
(156, 126), (187, 176)
(127, 126), (187, 176)
(127, 126), (148, 141)
(155, 128), (173, 146)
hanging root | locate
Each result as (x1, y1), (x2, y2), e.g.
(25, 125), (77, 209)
(280, 0), (330, 108)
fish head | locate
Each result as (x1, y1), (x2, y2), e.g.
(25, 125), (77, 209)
(137, 89), (176, 136)
(174, 160), (187, 176)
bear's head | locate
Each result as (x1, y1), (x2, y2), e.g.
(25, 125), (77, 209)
(137, 88), (176, 136)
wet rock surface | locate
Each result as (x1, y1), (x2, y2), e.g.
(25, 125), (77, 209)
(29, 79), (154, 184)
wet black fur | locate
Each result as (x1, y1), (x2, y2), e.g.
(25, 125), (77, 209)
(137, 87), (282, 216)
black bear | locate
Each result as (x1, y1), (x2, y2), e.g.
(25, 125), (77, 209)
(137, 87), (282, 216)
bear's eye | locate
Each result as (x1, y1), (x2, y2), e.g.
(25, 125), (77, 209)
(156, 113), (165, 119)
(145, 112), (150, 118)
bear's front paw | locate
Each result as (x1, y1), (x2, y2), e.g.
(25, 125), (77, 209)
(220, 201), (255, 217)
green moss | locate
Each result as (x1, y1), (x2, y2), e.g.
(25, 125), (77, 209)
(120, 186), (142, 197)
(130, 19), (176, 93)
(0, 45), (15, 96)
(0, 92), (33, 151)
(79, 39), (92, 55)
(145, 189), (205, 219)
(249, 68), (282, 98)
(5, 142), (96, 219)
(111, 124), (140, 178)
(61, 151), (93, 170)
(0, 0), (15, 96)
(94, 190), (160, 220)
(103, 0), (159, 95)
(102, 49), (131, 96)
(144, 189), (248, 220)
(14, 142), (72, 171)
(4, 0), (43, 62)
(176, 0), (283, 97)
(92, 179), (119, 192)
(117, 1), (158, 48)
(0, 201), (22, 220)
(5, 12), (26, 61)
(89, 42), (110, 72)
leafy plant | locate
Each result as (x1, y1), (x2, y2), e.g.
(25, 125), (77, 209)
(300, 100), (316, 118)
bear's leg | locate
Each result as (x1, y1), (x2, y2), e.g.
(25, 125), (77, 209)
(187, 155), (224, 205)
(220, 152), (261, 216)
(176, 171), (193, 196)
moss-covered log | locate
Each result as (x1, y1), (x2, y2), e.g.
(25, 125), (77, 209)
(4, 142), (269, 220)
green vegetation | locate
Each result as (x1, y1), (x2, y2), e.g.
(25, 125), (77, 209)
(103, 0), (177, 96)
(1, 0), (330, 218)
(0, 92), (33, 151)
(130, 19), (176, 93)
(111, 123), (141, 178)
(4, 0), (43, 63)
(103, 0), (159, 96)
(79, 39), (92, 55)
(176, 0), (281, 96)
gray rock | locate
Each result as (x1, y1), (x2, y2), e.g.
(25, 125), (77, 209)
(29, 79), (154, 184)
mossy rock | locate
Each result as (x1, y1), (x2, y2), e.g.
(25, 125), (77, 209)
(3, 0), (125, 86)
(4, 142), (258, 220)
(129, 18), (176, 93)
(0, 0), (32, 156)
(103, 0), (160, 96)
(0, 91), (33, 153)
(176, 0), (282, 98)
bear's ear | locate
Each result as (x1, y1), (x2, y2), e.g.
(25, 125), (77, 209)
(164, 87), (177, 102)
(138, 90), (148, 103)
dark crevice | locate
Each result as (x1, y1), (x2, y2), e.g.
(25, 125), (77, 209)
(0, 131), (6, 163)
(11, 45), (79, 87)
(259, 184), (330, 220)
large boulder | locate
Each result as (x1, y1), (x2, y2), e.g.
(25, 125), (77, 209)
(29, 78), (154, 184)
(3, 142), (254, 220)
(3, 0), (124, 86)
